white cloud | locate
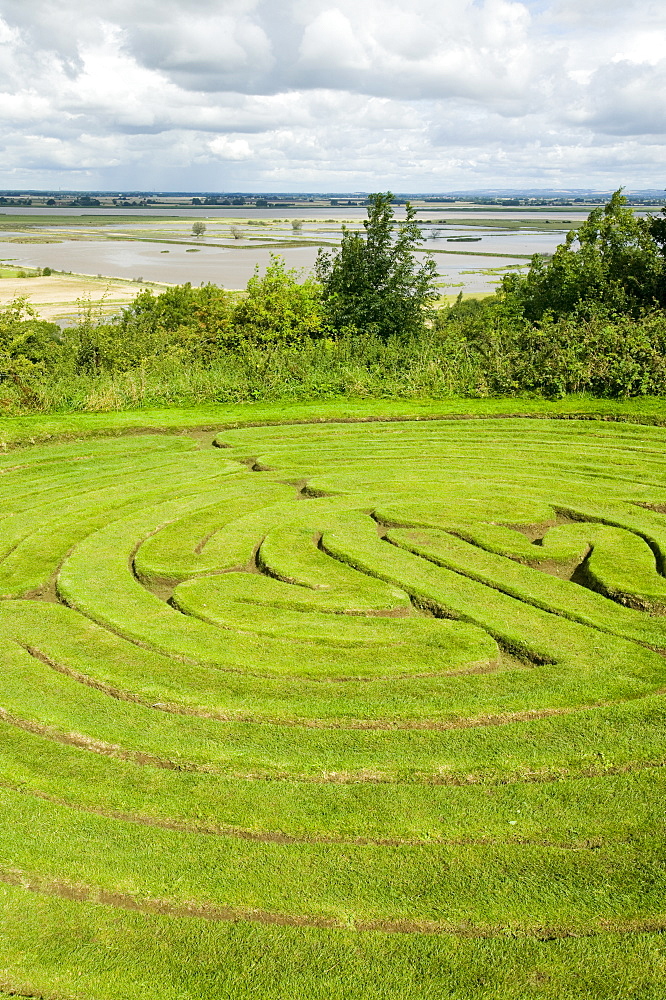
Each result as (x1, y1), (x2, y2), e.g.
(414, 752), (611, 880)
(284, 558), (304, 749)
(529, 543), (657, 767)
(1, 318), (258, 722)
(208, 135), (253, 159)
(0, 0), (663, 190)
(298, 9), (372, 74)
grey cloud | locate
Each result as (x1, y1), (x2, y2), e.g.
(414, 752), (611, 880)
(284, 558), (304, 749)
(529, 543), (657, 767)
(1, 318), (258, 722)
(0, 0), (664, 190)
(570, 60), (666, 136)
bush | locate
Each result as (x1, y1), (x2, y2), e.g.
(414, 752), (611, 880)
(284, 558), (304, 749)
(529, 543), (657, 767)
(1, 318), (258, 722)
(436, 295), (666, 398)
(502, 189), (666, 321)
(0, 298), (64, 406)
(69, 284), (234, 374)
(315, 192), (438, 341)
(231, 255), (324, 344)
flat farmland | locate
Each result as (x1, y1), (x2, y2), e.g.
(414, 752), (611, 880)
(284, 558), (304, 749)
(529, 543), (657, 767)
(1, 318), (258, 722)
(0, 401), (666, 998)
(0, 207), (577, 310)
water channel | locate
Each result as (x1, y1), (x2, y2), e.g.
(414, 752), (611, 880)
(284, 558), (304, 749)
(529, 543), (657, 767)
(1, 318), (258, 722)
(0, 206), (593, 294)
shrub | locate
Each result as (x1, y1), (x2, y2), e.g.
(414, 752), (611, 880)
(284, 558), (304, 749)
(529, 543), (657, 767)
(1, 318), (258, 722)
(315, 192), (438, 341)
(69, 284), (234, 373)
(231, 255), (325, 344)
(0, 298), (64, 406)
(502, 189), (666, 320)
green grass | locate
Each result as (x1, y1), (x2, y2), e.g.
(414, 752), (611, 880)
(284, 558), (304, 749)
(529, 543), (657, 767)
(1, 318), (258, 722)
(2, 885), (666, 1000)
(0, 214), (183, 229)
(3, 394), (666, 449)
(1, 399), (666, 996)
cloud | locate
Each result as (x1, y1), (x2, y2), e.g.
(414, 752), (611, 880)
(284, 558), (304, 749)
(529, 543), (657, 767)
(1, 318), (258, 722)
(208, 135), (253, 159)
(569, 59), (666, 136)
(298, 9), (372, 76)
(0, 0), (663, 190)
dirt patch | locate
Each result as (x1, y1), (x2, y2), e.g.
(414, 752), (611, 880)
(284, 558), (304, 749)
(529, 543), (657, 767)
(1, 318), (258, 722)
(183, 429), (223, 449)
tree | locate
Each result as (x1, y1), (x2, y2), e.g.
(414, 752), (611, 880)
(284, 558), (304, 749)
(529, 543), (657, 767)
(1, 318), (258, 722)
(502, 189), (666, 320)
(648, 203), (666, 306)
(291, 219), (303, 232)
(191, 221), (206, 238)
(0, 297), (63, 406)
(231, 255), (324, 344)
(315, 192), (438, 340)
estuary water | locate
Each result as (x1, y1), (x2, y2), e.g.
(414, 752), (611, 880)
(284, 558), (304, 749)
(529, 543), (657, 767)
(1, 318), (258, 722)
(0, 238), (531, 294)
(0, 206), (588, 293)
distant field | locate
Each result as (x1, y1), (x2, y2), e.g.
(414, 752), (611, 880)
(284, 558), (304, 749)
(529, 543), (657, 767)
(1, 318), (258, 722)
(0, 272), (168, 322)
(0, 400), (666, 998)
(0, 214), (183, 229)
(0, 206), (570, 299)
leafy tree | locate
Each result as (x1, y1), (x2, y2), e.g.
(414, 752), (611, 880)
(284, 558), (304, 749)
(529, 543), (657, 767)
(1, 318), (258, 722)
(502, 189), (666, 320)
(0, 298), (63, 406)
(315, 192), (438, 340)
(648, 204), (666, 305)
(191, 221), (206, 238)
(71, 284), (234, 373)
(231, 255), (324, 344)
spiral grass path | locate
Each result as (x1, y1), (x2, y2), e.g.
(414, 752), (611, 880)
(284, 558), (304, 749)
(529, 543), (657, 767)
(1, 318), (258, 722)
(1, 402), (666, 998)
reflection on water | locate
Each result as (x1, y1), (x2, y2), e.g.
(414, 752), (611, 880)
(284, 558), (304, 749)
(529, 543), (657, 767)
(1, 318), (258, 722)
(0, 206), (577, 295)
(0, 240), (319, 288)
(0, 239), (528, 295)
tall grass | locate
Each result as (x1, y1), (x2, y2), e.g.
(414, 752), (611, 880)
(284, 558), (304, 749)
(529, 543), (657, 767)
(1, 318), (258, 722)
(15, 333), (482, 414)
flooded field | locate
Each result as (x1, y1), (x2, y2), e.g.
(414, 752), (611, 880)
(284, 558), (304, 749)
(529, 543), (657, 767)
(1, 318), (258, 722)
(0, 237), (529, 295)
(0, 206), (588, 305)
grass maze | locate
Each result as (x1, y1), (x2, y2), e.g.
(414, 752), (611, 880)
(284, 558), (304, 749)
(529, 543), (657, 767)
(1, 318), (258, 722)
(1, 416), (666, 997)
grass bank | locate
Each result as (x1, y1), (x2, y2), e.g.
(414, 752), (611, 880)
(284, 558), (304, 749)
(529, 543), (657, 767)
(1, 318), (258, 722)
(2, 395), (666, 449)
(1, 403), (666, 997)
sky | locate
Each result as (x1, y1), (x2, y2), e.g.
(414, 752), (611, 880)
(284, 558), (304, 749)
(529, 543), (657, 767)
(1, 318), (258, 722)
(0, 0), (665, 192)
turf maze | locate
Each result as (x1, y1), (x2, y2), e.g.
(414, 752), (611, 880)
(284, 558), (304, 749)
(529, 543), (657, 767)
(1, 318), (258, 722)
(1, 416), (666, 996)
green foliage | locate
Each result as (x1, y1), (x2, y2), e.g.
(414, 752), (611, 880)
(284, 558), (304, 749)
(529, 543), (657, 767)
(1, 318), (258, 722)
(496, 311), (666, 399)
(0, 298), (63, 405)
(648, 205), (666, 259)
(0, 298), (61, 367)
(1, 187), (666, 413)
(502, 189), (666, 320)
(648, 205), (666, 306)
(119, 283), (233, 348)
(436, 293), (666, 399)
(231, 254), (324, 344)
(70, 284), (235, 374)
(191, 221), (206, 237)
(315, 192), (438, 340)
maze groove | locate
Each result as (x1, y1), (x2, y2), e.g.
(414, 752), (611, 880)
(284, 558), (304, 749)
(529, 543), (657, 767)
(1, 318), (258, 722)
(1, 415), (666, 994)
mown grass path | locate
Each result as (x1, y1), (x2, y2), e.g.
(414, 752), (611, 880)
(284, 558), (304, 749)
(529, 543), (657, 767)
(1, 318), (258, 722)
(1, 399), (666, 998)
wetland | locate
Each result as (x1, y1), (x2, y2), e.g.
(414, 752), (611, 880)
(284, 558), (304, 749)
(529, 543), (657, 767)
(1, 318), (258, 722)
(0, 205), (585, 320)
